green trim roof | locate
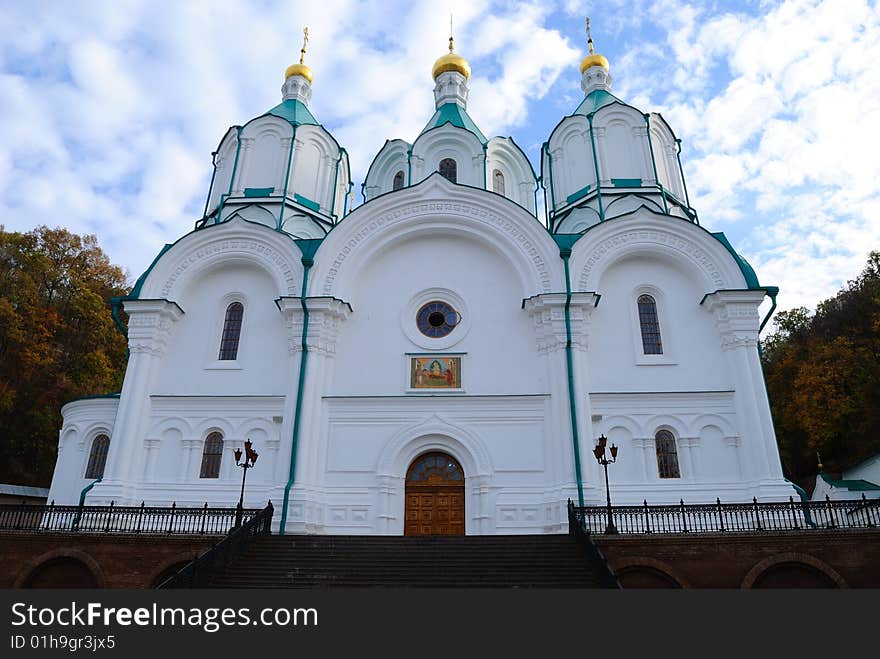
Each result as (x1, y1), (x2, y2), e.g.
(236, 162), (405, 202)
(574, 89), (621, 116)
(420, 103), (487, 144)
(820, 472), (880, 491)
(267, 98), (318, 126)
(711, 232), (761, 289)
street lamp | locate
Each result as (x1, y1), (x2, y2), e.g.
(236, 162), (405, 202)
(593, 434), (618, 535)
(234, 439), (259, 528)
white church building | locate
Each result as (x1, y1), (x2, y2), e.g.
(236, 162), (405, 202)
(47, 28), (795, 535)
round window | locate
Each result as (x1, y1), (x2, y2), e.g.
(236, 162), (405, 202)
(416, 301), (460, 338)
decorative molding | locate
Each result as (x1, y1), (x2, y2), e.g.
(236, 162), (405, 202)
(702, 290), (765, 351)
(123, 299), (185, 358)
(160, 236), (299, 298)
(522, 292), (599, 354)
(277, 296), (352, 356)
(578, 227), (727, 291)
(320, 194), (553, 296)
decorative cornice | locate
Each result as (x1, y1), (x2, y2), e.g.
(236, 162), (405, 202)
(578, 227), (727, 291)
(702, 290), (764, 351)
(277, 296), (352, 356)
(123, 299), (185, 358)
(522, 292), (599, 354)
(320, 195), (553, 295)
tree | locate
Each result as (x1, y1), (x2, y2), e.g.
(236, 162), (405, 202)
(762, 251), (880, 490)
(0, 226), (129, 486)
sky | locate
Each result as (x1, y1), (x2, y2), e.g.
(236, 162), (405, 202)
(1, 0), (878, 327)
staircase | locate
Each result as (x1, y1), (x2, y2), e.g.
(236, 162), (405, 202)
(206, 534), (612, 588)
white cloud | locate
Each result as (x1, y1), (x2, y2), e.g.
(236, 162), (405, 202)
(0, 0), (878, 324)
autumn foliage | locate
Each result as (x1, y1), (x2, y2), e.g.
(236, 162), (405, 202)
(0, 226), (129, 487)
(762, 251), (880, 491)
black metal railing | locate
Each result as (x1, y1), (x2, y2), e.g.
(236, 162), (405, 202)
(567, 500), (621, 588)
(0, 501), (260, 535)
(570, 494), (879, 535)
(156, 501), (274, 589)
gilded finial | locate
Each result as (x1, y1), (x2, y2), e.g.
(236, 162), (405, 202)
(432, 14), (470, 80)
(586, 17), (594, 55)
(300, 27), (309, 64)
(579, 16), (609, 74)
(449, 14), (454, 53)
(817, 452), (824, 471)
(285, 26), (314, 82)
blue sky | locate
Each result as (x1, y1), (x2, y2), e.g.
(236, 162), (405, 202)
(1, 0), (878, 324)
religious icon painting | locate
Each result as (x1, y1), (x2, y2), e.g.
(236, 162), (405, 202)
(410, 355), (462, 389)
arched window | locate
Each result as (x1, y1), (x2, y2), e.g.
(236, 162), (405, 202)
(637, 294), (663, 354)
(84, 434), (110, 479)
(200, 432), (224, 479)
(655, 430), (680, 478)
(492, 169), (505, 194)
(392, 170), (405, 191)
(439, 158), (457, 183)
(218, 302), (244, 360)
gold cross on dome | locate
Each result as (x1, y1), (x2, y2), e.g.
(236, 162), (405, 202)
(300, 27), (309, 64)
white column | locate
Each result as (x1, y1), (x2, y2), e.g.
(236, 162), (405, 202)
(724, 435), (743, 480)
(702, 290), (788, 498)
(523, 292), (600, 508)
(94, 299), (184, 505)
(180, 438), (201, 482)
(635, 437), (654, 481)
(142, 439), (161, 481)
(276, 296), (351, 532)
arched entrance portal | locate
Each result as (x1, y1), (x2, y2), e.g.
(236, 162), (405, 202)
(405, 451), (465, 536)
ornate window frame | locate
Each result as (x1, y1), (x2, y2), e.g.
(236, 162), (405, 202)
(205, 292), (248, 370)
(629, 284), (676, 365)
(401, 288), (470, 351)
(654, 428), (682, 479)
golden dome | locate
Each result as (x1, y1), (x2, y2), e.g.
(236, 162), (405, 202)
(285, 62), (313, 83)
(432, 35), (470, 80)
(579, 53), (609, 74)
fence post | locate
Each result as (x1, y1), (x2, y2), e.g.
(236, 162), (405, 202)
(788, 496), (798, 530)
(200, 502), (208, 535)
(863, 493), (875, 528)
(716, 498), (724, 532)
(825, 495), (837, 528)
(679, 499), (688, 533)
(46, 500), (55, 531)
(136, 501), (145, 533)
(14, 502), (23, 530)
(752, 497), (762, 531)
(643, 500), (650, 534)
(104, 501), (115, 533)
(167, 502), (177, 534)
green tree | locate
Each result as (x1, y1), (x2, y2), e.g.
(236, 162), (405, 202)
(0, 226), (129, 486)
(762, 251), (880, 490)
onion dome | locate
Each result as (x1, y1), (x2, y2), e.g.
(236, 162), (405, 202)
(432, 35), (471, 80)
(579, 17), (609, 73)
(285, 27), (314, 82)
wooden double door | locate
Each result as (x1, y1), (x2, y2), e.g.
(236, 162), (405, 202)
(404, 452), (465, 536)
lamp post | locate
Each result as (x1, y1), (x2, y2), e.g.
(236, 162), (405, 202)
(234, 439), (259, 528)
(593, 434), (618, 535)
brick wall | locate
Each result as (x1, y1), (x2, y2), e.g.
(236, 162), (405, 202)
(594, 530), (880, 588)
(0, 532), (217, 588)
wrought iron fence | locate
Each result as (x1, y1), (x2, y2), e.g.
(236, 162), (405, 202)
(156, 501), (274, 588)
(570, 494), (879, 535)
(0, 501), (260, 535)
